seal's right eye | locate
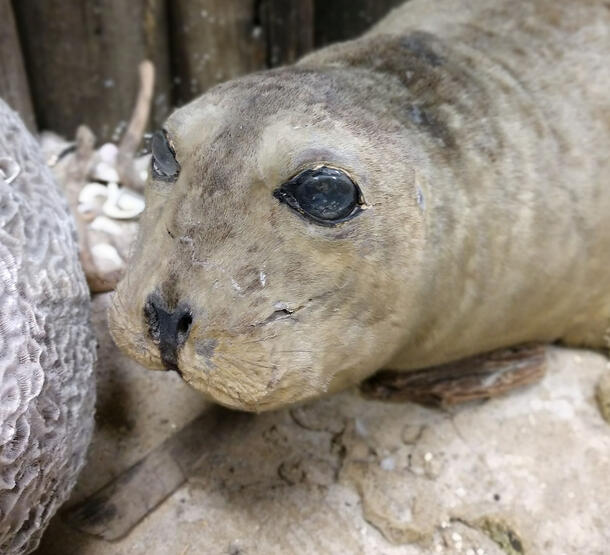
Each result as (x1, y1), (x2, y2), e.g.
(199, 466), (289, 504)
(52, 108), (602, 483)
(151, 130), (180, 182)
(273, 166), (364, 226)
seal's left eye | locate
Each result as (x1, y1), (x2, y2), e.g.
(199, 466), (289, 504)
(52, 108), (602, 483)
(151, 130), (180, 182)
(273, 166), (363, 226)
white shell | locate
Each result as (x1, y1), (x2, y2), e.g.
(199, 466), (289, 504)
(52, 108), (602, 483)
(89, 215), (123, 236)
(102, 182), (145, 220)
(91, 160), (120, 183)
(79, 182), (109, 204)
(79, 182), (145, 220)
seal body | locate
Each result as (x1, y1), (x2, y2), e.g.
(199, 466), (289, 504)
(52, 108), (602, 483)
(0, 99), (95, 553)
(110, 0), (610, 412)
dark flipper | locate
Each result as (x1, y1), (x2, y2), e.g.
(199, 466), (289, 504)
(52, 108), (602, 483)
(361, 344), (547, 407)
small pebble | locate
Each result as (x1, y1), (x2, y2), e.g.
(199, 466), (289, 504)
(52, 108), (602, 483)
(380, 457), (395, 471)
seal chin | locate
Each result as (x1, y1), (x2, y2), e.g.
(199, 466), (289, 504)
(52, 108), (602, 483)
(205, 389), (272, 413)
(178, 364), (322, 413)
(198, 386), (306, 413)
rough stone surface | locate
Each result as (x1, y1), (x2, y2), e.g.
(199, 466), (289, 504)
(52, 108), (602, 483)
(36, 293), (610, 555)
(0, 99), (96, 554)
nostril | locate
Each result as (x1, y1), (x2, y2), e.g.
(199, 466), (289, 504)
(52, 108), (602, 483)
(176, 311), (193, 340)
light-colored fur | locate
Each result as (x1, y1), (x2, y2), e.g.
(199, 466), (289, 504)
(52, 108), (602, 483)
(110, 0), (610, 411)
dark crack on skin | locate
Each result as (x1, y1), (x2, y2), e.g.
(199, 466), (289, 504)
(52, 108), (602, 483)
(254, 301), (310, 328)
(254, 291), (333, 328)
(259, 307), (298, 326)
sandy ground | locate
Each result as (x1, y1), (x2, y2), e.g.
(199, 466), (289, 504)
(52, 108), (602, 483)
(35, 293), (610, 555)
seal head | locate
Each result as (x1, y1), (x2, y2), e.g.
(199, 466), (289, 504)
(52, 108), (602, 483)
(109, 67), (428, 412)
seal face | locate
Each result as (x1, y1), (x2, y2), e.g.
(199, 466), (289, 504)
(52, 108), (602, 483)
(109, 67), (428, 412)
(110, 0), (610, 412)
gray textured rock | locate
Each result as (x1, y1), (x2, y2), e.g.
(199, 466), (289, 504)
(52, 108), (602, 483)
(0, 99), (95, 554)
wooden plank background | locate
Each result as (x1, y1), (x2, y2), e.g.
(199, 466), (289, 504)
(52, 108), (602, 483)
(2, 0), (403, 141)
(0, 0), (36, 130)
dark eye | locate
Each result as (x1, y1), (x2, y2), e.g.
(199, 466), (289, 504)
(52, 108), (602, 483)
(273, 166), (363, 226)
(151, 130), (180, 182)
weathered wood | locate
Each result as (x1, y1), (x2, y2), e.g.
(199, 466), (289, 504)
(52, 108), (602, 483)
(0, 0), (36, 130)
(169, 0), (267, 105)
(314, 0), (405, 47)
(12, 0), (171, 141)
(64, 407), (252, 541)
(260, 0), (315, 67)
(9, 0), (409, 138)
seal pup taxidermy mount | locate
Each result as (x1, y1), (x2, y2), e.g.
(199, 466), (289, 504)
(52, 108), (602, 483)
(109, 0), (610, 412)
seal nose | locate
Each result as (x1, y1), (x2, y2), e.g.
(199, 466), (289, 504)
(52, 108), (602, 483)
(144, 294), (193, 372)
